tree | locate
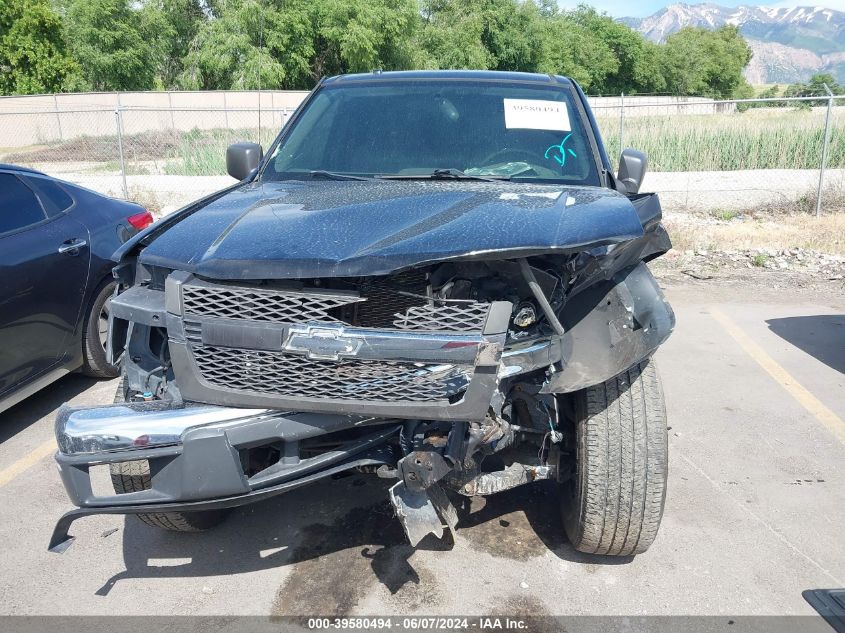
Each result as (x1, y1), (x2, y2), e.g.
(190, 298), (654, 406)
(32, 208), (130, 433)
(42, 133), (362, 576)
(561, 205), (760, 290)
(566, 6), (665, 95)
(179, 0), (420, 90)
(785, 73), (844, 98)
(6, 0), (761, 97)
(141, 0), (210, 89)
(178, 0), (289, 90)
(536, 13), (616, 91)
(310, 0), (420, 78)
(64, 0), (170, 91)
(662, 25), (752, 99)
(416, 0), (492, 70)
(416, 0), (543, 73)
(0, 0), (80, 95)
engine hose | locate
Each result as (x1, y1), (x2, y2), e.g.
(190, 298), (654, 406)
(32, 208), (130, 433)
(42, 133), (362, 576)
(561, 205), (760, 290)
(518, 258), (566, 336)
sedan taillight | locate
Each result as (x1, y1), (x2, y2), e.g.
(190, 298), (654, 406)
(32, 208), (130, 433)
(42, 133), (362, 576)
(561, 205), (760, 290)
(127, 211), (154, 230)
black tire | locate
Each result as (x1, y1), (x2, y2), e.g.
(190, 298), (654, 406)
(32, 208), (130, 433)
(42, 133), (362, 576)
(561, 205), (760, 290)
(80, 280), (120, 378)
(561, 359), (668, 556)
(109, 376), (229, 532)
(109, 460), (229, 532)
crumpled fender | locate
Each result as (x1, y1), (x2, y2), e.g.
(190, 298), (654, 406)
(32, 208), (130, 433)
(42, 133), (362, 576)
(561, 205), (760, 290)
(542, 262), (674, 394)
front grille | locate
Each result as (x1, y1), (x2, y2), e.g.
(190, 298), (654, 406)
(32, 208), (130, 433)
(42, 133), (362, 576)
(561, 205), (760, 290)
(192, 345), (468, 402)
(182, 284), (357, 323)
(344, 270), (429, 328)
(181, 281), (489, 333)
(393, 303), (491, 332)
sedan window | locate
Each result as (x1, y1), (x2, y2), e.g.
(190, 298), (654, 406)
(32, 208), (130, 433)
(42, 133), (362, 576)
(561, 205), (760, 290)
(25, 176), (74, 215)
(0, 174), (48, 234)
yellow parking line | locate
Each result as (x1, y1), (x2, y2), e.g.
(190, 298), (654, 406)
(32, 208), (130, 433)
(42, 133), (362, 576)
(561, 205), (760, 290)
(711, 307), (845, 446)
(0, 439), (56, 488)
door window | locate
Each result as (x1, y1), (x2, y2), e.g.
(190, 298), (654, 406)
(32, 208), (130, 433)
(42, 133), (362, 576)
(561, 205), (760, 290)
(0, 174), (47, 234)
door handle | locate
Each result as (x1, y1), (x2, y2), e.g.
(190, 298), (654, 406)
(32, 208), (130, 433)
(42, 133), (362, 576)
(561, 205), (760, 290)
(58, 238), (87, 255)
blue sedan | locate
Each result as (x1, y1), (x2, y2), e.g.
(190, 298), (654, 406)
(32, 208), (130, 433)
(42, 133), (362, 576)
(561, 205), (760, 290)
(0, 164), (153, 413)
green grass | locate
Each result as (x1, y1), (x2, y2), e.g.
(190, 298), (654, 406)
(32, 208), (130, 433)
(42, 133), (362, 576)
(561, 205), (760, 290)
(162, 127), (255, 176)
(597, 107), (845, 172)
(160, 127), (279, 176)
(712, 209), (739, 221)
(751, 253), (770, 267)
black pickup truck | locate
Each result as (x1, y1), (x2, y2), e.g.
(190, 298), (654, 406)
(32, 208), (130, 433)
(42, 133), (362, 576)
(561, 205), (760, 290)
(51, 71), (674, 557)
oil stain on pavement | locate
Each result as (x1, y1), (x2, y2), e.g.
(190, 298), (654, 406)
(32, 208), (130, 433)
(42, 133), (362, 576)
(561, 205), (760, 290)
(272, 497), (448, 615)
(456, 483), (566, 561)
(273, 481), (569, 615)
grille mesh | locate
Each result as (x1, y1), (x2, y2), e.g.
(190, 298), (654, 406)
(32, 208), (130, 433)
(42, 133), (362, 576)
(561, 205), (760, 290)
(192, 345), (467, 402)
(393, 303), (490, 332)
(181, 283), (489, 332)
(182, 285), (358, 323)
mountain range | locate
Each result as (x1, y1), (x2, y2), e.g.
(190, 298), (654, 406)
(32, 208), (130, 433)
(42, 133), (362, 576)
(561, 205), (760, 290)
(622, 4), (845, 84)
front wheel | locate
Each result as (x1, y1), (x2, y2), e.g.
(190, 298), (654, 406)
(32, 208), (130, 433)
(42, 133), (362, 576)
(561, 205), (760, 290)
(109, 379), (229, 532)
(561, 359), (668, 556)
(110, 460), (229, 532)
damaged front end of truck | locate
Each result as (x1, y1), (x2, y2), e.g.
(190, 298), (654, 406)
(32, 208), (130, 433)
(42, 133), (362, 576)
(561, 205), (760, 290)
(49, 71), (674, 556)
(49, 181), (673, 553)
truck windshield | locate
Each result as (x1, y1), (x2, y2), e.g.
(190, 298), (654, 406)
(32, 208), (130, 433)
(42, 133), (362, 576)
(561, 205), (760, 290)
(261, 80), (601, 186)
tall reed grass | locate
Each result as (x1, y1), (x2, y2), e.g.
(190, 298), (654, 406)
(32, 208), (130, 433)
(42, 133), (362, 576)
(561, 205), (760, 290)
(595, 107), (844, 172)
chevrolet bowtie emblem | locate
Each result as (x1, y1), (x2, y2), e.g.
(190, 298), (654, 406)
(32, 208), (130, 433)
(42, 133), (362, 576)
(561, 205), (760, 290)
(283, 325), (363, 361)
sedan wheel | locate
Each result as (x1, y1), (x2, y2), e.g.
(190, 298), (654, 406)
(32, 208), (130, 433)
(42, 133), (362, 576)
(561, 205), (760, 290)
(81, 281), (120, 378)
(98, 301), (110, 349)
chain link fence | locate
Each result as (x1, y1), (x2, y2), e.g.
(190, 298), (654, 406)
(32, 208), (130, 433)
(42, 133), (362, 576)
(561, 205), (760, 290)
(591, 94), (845, 216)
(0, 94), (843, 217)
(0, 104), (293, 214)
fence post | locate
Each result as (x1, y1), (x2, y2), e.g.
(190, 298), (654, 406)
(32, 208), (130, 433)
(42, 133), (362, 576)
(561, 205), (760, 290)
(53, 94), (63, 142)
(115, 107), (128, 199)
(619, 92), (625, 158)
(816, 84), (834, 216)
(168, 91), (175, 130)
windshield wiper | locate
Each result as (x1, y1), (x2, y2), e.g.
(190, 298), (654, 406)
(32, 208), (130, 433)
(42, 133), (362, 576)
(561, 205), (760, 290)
(308, 170), (371, 181)
(377, 168), (509, 182)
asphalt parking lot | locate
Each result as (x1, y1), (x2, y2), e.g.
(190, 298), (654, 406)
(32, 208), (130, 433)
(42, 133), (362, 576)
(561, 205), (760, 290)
(0, 281), (843, 618)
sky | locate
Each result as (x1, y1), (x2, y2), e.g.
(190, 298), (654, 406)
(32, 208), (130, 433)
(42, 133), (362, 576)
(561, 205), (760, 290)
(558, 0), (845, 18)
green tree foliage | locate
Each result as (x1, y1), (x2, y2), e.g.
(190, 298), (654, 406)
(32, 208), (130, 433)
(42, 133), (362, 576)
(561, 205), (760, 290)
(142, 0), (210, 89)
(785, 73), (844, 97)
(420, 0), (539, 71)
(179, 0), (419, 90)
(5, 0), (759, 98)
(536, 13), (616, 91)
(662, 25), (753, 99)
(0, 0), (80, 95)
(178, 0), (288, 89)
(64, 0), (171, 90)
(416, 0), (492, 69)
(566, 6), (665, 95)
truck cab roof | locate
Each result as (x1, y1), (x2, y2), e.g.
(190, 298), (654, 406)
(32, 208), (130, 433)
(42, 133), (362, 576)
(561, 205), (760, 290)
(323, 70), (575, 86)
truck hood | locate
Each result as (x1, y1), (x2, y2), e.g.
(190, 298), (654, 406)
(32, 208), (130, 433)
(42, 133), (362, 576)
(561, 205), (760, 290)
(135, 180), (648, 279)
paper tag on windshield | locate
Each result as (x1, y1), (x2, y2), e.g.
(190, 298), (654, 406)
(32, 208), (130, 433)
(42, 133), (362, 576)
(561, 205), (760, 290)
(503, 99), (571, 131)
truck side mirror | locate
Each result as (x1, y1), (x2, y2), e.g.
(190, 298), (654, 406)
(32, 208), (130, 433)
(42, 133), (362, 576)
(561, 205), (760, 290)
(616, 149), (648, 195)
(226, 142), (263, 180)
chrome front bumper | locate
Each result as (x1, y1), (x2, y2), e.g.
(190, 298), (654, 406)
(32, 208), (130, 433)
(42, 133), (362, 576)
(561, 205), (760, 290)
(51, 401), (401, 552)
(55, 403), (274, 455)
